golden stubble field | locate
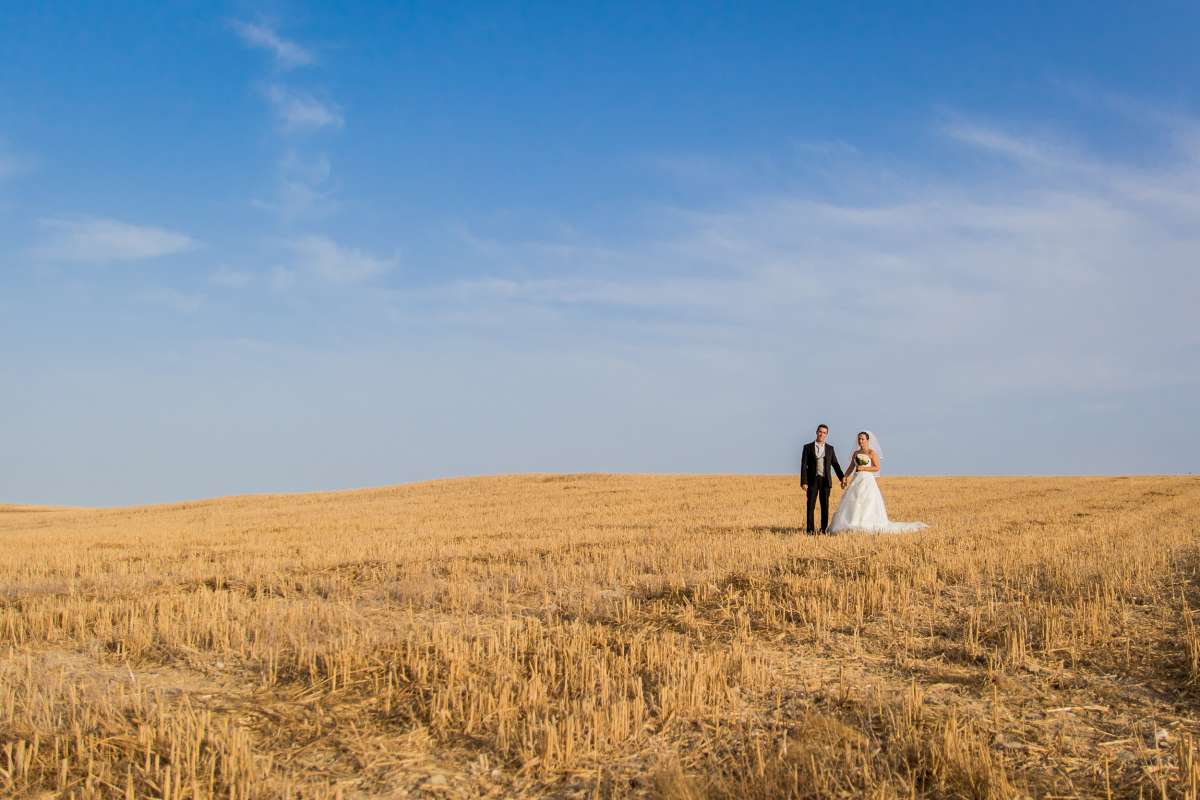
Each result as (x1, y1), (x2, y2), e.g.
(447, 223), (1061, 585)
(2, 474), (1199, 799)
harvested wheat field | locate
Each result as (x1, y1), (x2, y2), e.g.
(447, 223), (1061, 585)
(2, 475), (1199, 799)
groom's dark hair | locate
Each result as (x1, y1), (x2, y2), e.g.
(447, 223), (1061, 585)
(817, 424), (829, 432)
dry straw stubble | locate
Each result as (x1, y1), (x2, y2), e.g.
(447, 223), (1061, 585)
(1, 474), (1199, 798)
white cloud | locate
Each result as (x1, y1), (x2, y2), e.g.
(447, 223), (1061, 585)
(33, 217), (195, 263)
(942, 122), (1067, 168)
(263, 85), (343, 132)
(253, 151), (335, 219)
(134, 287), (205, 313)
(15, 106), (1195, 495)
(229, 20), (314, 69)
(210, 266), (254, 288)
(0, 139), (34, 180)
(271, 265), (297, 291)
(232, 22), (341, 217)
(0, 153), (21, 180)
(388, 112), (1200, 407)
(288, 235), (393, 283)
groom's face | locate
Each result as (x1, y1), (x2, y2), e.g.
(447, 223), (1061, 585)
(815, 427), (828, 443)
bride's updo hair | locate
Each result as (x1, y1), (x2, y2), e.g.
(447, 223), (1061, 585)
(857, 431), (869, 441)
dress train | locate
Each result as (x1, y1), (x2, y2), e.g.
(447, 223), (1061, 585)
(828, 472), (926, 534)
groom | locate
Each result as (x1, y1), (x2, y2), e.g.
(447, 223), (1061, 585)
(800, 424), (845, 534)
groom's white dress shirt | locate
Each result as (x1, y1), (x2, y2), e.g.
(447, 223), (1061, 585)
(814, 442), (825, 477)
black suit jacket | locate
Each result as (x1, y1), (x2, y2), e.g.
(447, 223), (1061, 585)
(801, 442), (845, 485)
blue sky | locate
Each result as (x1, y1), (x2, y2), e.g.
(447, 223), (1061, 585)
(3, 2), (1198, 505)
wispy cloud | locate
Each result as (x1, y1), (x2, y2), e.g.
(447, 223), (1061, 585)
(288, 235), (393, 283)
(14, 104), (1199, 492)
(33, 217), (195, 263)
(263, 85), (343, 132)
(229, 20), (314, 69)
(134, 287), (205, 313)
(253, 151), (335, 219)
(0, 153), (20, 180)
(381, 111), (1200, 409)
(0, 139), (33, 180)
(232, 20), (341, 221)
(942, 122), (1066, 167)
(210, 266), (254, 288)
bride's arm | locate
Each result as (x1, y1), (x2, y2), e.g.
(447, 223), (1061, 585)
(860, 449), (881, 472)
(842, 450), (858, 486)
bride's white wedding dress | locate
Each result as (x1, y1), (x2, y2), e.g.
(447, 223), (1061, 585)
(828, 469), (927, 534)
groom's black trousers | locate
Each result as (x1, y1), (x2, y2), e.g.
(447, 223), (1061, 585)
(806, 477), (831, 533)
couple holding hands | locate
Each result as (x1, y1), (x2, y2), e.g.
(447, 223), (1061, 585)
(799, 424), (927, 535)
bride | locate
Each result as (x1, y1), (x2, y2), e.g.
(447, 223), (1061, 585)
(828, 431), (927, 534)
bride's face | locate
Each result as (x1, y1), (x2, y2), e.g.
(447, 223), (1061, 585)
(858, 433), (868, 449)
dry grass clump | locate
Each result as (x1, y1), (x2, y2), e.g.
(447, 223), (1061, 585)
(2, 474), (1199, 798)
